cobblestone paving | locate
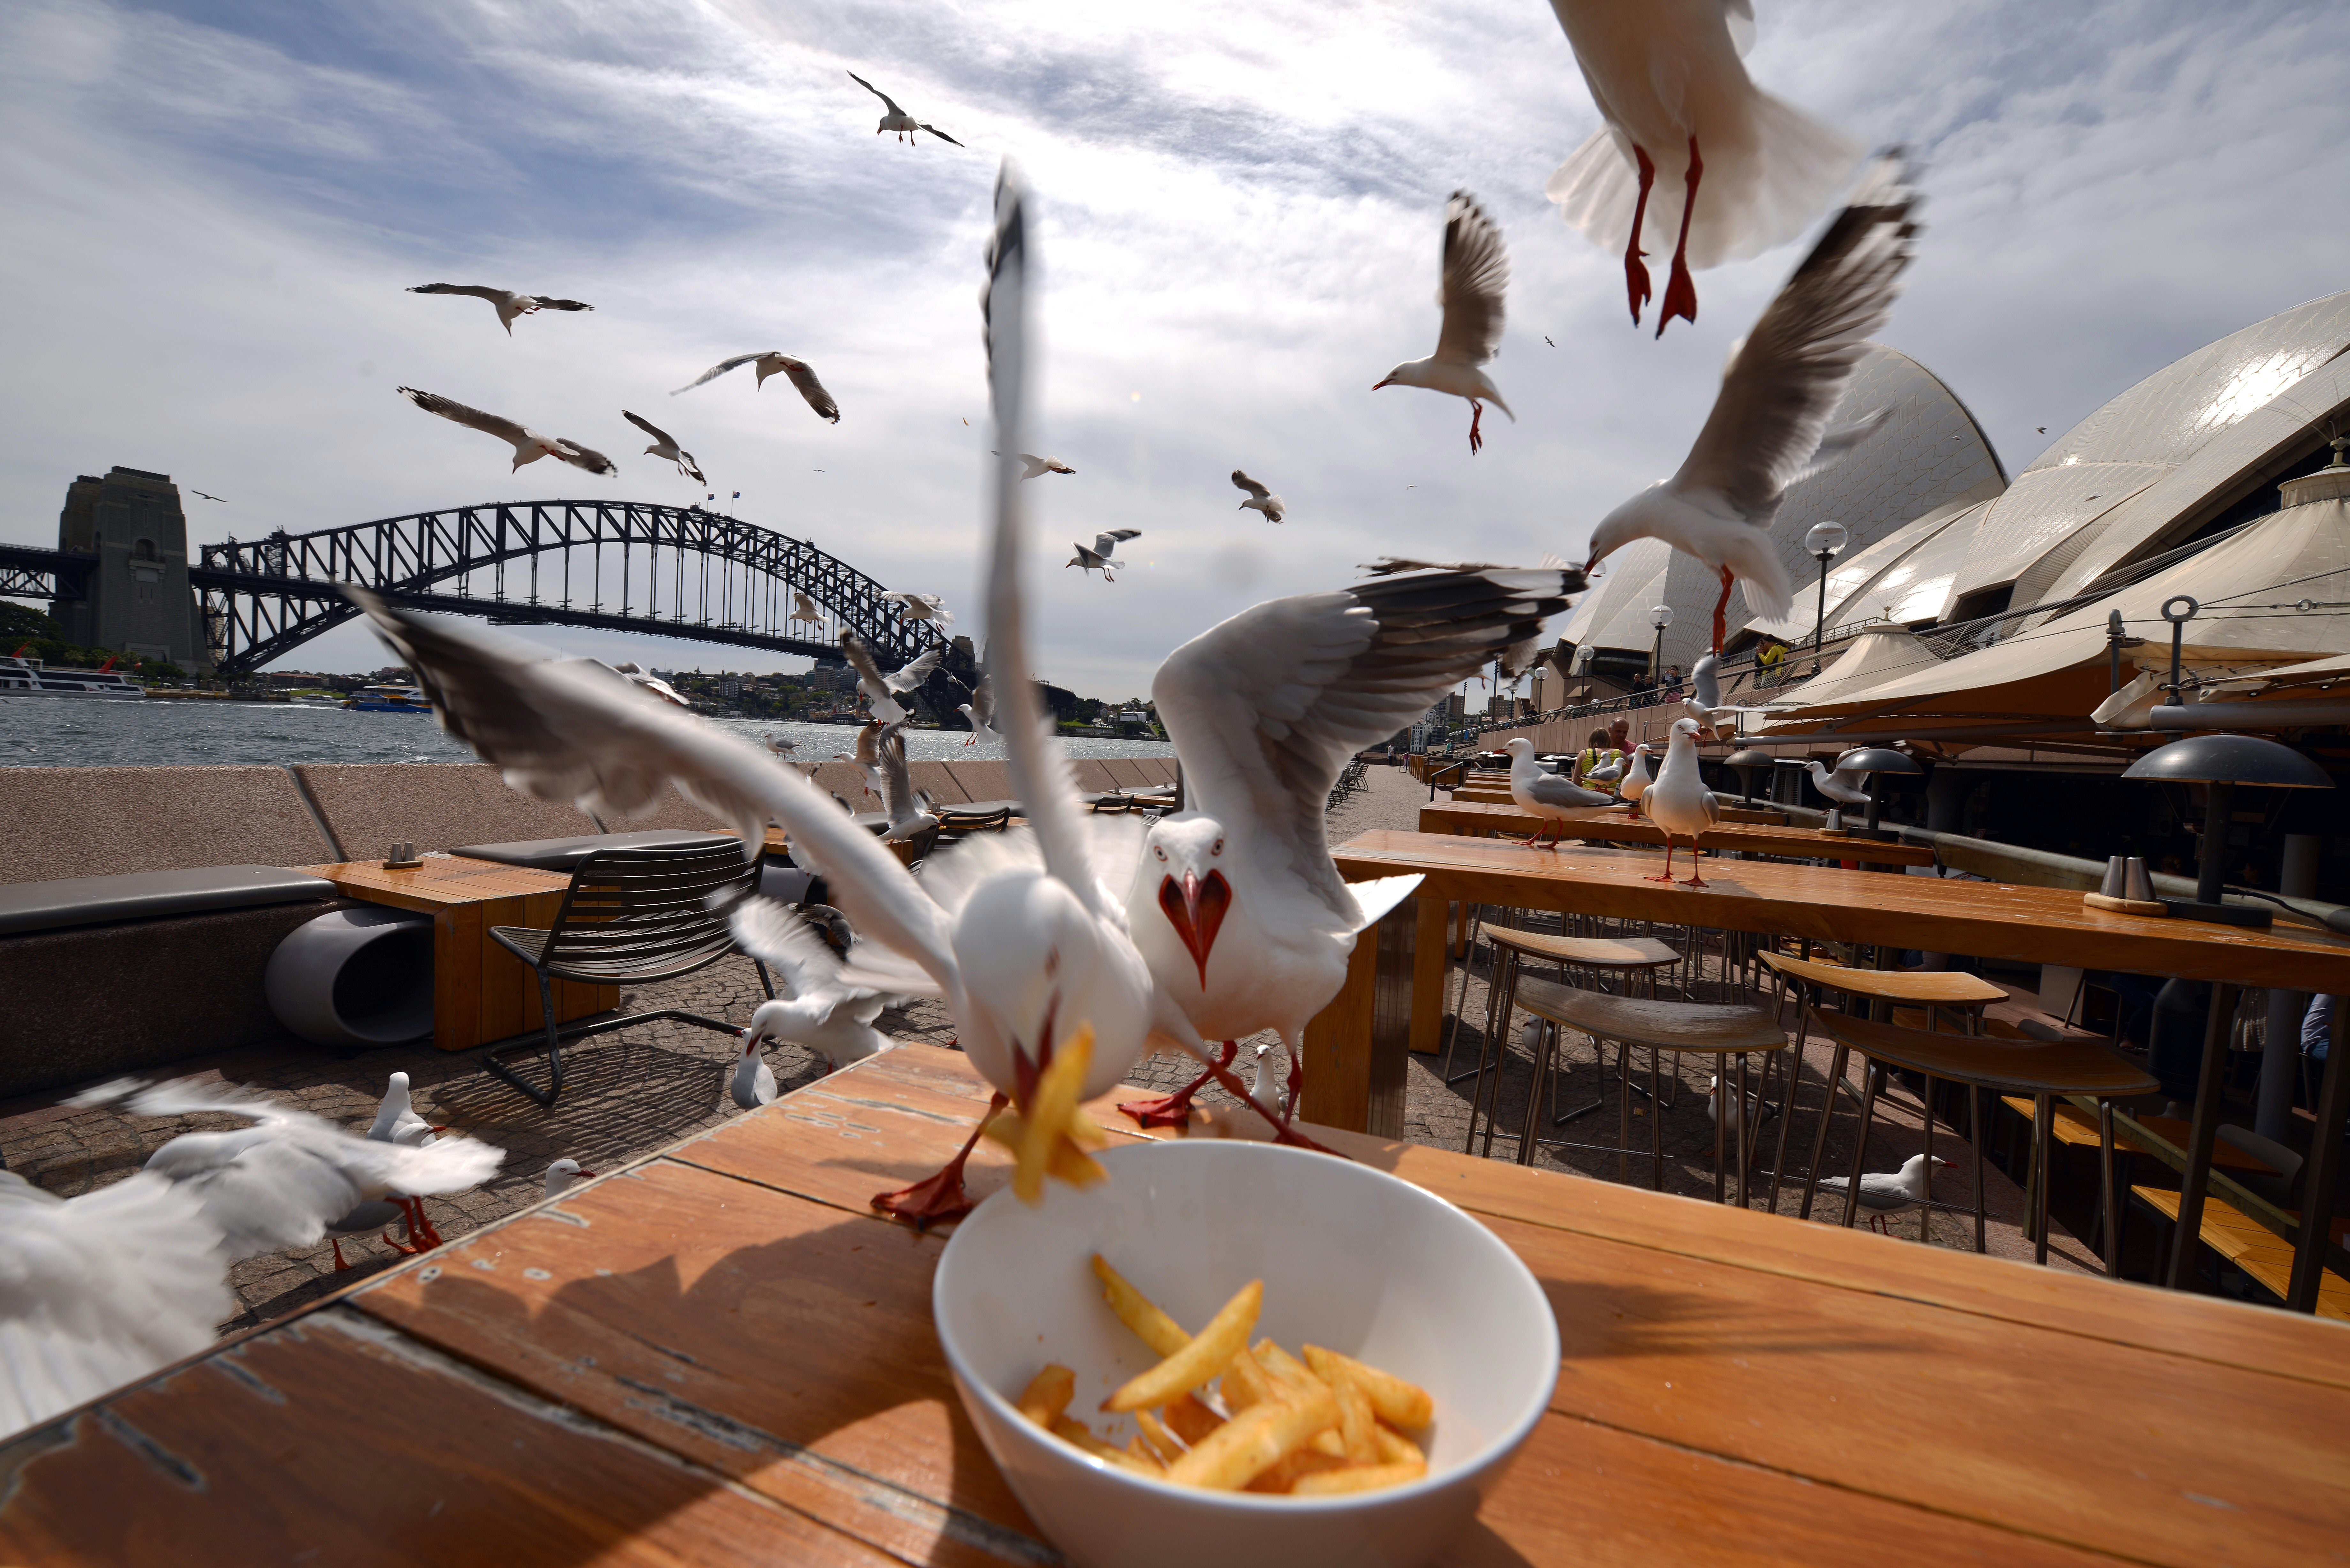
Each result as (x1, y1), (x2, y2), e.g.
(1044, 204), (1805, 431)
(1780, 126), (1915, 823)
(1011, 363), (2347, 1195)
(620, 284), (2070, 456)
(0, 759), (2091, 1342)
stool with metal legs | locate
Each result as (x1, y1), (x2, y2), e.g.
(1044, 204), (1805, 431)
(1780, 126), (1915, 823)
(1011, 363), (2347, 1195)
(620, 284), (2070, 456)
(1799, 1009), (2158, 1268)
(1460, 927), (1681, 1155)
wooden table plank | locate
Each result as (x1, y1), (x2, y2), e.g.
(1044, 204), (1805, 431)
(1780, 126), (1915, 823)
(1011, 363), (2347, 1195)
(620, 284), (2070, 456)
(2135, 1187), (2350, 1322)
(1421, 800), (1938, 867)
(0, 1303), (895, 1567)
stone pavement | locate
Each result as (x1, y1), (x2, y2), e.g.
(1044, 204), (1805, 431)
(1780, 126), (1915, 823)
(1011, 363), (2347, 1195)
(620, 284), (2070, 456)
(0, 758), (2099, 1344)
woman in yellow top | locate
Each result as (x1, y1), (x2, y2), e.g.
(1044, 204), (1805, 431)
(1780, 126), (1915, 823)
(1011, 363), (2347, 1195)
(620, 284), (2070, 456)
(1571, 727), (1623, 794)
(1756, 640), (1788, 686)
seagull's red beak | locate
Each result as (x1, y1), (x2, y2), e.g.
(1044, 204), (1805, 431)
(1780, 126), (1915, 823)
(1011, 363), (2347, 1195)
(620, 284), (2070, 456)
(579, 1169), (598, 1178)
(1372, 378), (1392, 390)
(1159, 869), (1232, 988)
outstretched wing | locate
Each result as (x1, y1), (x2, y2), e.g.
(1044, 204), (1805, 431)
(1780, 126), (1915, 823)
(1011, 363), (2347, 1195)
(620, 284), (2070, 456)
(1231, 470), (1271, 501)
(777, 357), (841, 423)
(555, 440), (616, 476)
(1435, 190), (1508, 369)
(671, 354), (767, 395)
(396, 386), (528, 447)
(730, 898), (909, 1018)
(885, 641), (943, 694)
(406, 283), (504, 303)
(622, 409), (676, 446)
(533, 297), (594, 312)
(838, 631), (890, 697)
(920, 123), (965, 147)
(847, 70), (903, 115)
(1674, 154), (1919, 525)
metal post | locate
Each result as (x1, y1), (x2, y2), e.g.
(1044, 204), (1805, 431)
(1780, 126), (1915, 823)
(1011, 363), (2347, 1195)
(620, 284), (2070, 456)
(2108, 609), (2124, 695)
(2164, 982), (2241, 1290)
(1810, 549), (1832, 674)
(2194, 780), (2234, 908)
(2287, 999), (2349, 1311)
(2257, 833), (2321, 1141)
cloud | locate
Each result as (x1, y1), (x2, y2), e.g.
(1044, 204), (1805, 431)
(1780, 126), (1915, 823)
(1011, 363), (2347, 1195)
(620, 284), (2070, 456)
(0, 0), (2342, 697)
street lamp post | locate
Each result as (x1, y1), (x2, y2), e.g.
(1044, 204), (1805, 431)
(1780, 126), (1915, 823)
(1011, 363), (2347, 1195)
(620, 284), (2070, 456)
(1649, 604), (1674, 690)
(1803, 520), (1848, 675)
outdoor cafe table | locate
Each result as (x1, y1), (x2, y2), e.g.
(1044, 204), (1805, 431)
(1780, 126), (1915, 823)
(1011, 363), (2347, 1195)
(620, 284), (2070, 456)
(1418, 799), (1937, 868)
(5, 1042), (2342, 1566)
(1300, 829), (2350, 1312)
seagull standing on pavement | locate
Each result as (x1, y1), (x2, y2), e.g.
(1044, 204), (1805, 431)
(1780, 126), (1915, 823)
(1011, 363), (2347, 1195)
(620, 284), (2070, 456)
(672, 353), (841, 423)
(1644, 717), (1721, 885)
(839, 631), (943, 724)
(1541, 0), (1861, 335)
(406, 283), (594, 335)
(1373, 191), (1514, 455)
(622, 411), (706, 483)
(1068, 529), (1140, 582)
(847, 70), (965, 146)
(1581, 156), (1919, 653)
(396, 387), (617, 476)
(1232, 471), (1286, 523)
(1503, 736), (1612, 848)
(1817, 1153), (1949, 1234)
(733, 901), (896, 1077)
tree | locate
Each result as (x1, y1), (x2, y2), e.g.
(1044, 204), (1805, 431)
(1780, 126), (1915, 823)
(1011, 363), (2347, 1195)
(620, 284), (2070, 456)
(0, 602), (60, 643)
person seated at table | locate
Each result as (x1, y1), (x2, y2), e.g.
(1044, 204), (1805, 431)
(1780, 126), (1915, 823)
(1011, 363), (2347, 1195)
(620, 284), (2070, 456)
(1572, 727), (1622, 794)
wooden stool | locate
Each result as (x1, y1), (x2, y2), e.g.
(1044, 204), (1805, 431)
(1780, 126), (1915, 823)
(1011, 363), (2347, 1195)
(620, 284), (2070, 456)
(1494, 982), (1784, 1202)
(1801, 1010), (2159, 1269)
(1460, 927), (1682, 1152)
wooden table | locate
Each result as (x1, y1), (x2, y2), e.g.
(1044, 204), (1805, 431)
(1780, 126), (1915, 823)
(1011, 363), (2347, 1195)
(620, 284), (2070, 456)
(301, 856), (618, 1052)
(1420, 800), (1937, 867)
(7, 1043), (2342, 1566)
(1450, 788), (1788, 825)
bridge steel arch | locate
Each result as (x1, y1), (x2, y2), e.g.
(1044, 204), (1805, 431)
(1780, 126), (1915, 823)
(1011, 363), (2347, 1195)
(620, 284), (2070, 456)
(190, 499), (943, 675)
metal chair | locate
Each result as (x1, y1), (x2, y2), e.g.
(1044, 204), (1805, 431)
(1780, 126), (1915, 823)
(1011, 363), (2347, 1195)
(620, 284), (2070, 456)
(485, 842), (773, 1106)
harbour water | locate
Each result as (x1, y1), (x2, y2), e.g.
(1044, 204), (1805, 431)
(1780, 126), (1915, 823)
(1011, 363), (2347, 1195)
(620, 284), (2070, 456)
(0, 698), (1173, 769)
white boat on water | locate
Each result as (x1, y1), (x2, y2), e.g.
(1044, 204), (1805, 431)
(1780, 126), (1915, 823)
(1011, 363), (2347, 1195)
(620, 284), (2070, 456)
(0, 654), (144, 698)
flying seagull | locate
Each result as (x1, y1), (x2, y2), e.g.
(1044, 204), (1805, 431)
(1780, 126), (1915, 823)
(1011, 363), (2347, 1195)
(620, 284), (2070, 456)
(190, 490), (226, 502)
(396, 386), (616, 475)
(1542, 0), (1861, 335)
(622, 411), (705, 483)
(405, 283), (594, 336)
(881, 591), (955, 627)
(672, 354), (840, 423)
(1582, 154), (1918, 653)
(870, 721), (939, 845)
(790, 590), (826, 628)
(1068, 529), (1140, 582)
(847, 71), (965, 147)
(1231, 470), (1285, 524)
(1374, 190), (1514, 455)
(958, 671), (1000, 746)
(839, 630), (942, 724)
(993, 451), (1075, 479)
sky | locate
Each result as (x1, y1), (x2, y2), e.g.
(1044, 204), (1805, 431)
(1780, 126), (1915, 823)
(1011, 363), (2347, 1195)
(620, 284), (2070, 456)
(2, 0), (2344, 698)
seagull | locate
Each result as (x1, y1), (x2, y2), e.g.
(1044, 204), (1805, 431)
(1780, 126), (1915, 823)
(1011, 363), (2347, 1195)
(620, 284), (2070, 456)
(1619, 742), (1654, 817)
(1644, 717), (1721, 885)
(542, 1157), (596, 1198)
(881, 591), (955, 627)
(1544, 335), (1557, 348)
(1123, 560), (1583, 1140)
(405, 283), (595, 335)
(847, 70), (965, 146)
(837, 717), (886, 799)
(995, 452), (1074, 479)
(1817, 1153), (1949, 1234)
(1251, 1042), (1286, 1122)
(959, 671), (1000, 746)
(607, 661), (690, 708)
(872, 721), (940, 845)
(839, 630), (942, 723)
(1581, 155), (1919, 654)
(1542, 0), (1861, 335)
(622, 411), (706, 483)
(672, 353), (840, 423)
(790, 590), (826, 628)
(1068, 529), (1140, 582)
(395, 387), (617, 476)
(763, 730), (799, 758)
(362, 1070), (458, 1254)
(1503, 737), (1611, 848)
(1231, 470), (1285, 524)
(734, 901), (895, 1077)
(1374, 191), (1514, 456)
(1804, 757), (1871, 830)
(190, 490), (226, 502)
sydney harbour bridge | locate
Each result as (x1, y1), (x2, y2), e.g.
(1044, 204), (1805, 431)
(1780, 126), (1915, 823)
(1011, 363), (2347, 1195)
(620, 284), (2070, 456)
(3, 497), (945, 677)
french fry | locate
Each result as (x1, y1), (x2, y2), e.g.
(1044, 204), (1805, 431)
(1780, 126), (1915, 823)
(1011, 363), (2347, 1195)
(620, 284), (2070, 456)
(1016, 1364), (1076, 1428)
(1134, 1408), (1186, 1464)
(1022, 1024), (1103, 1203)
(1303, 1347), (1379, 1464)
(1372, 1421), (1425, 1467)
(1221, 1344), (1274, 1411)
(1051, 1415), (1158, 1474)
(1090, 1255), (1190, 1358)
(1162, 1392), (1225, 1446)
(984, 1113), (1108, 1189)
(1244, 1447), (1353, 1493)
(1102, 1278), (1262, 1413)
(1307, 1346), (1433, 1430)
(1164, 1389), (1339, 1490)
(1292, 1460), (1429, 1496)
(1253, 1344), (1343, 1455)
(1123, 1435), (1169, 1473)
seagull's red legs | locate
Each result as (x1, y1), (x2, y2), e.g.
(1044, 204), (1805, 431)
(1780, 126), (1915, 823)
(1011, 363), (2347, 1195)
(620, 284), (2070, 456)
(1270, 1048), (1336, 1155)
(1656, 137), (1703, 338)
(1119, 1040), (1237, 1128)
(1648, 838), (1679, 883)
(331, 1237), (355, 1271)
(1679, 840), (1709, 889)
(1626, 144), (1656, 326)
(1712, 566), (1734, 655)
(1468, 401), (1486, 455)
(380, 1197), (442, 1256)
(872, 1093), (1006, 1229)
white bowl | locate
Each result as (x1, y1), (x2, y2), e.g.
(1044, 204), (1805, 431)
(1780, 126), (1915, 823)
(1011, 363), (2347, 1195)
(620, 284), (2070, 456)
(932, 1139), (1558, 1568)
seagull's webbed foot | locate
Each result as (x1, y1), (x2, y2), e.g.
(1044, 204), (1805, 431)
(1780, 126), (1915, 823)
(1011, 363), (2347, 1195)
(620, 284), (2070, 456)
(1120, 1040), (1237, 1129)
(1711, 566), (1734, 655)
(1655, 136), (1703, 339)
(1467, 402), (1485, 456)
(872, 1093), (1007, 1230)
(1626, 144), (1657, 326)
(1679, 873), (1710, 889)
(331, 1236), (355, 1271)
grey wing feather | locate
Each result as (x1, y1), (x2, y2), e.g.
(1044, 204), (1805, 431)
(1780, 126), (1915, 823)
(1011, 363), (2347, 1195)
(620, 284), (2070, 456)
(557, 440), (617, 476)
(1232, 470), (1272, 501)
(622, 409), (674, 444)
(672, 354), (766, 395)
(533, 297), (593, 312)
(920, 124), (965, 147)
(1434, 191), (1508, 368)
(396, 386), (528, 446)
(1525, 772), (1612, 809)
(406, 283), (503, 302)
(886, 642), (943, 693)
(781, 359), (841, 422)
(847, 70), (903, 115)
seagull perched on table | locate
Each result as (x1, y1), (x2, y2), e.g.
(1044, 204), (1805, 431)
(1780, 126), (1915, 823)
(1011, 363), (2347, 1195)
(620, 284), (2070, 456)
(1503, 737), (1611, 848)
(790, 590), (826, 629)
(1541, 0), (1861, 335)
(734, 901), (896, 1080)
(396, 387), (616, 476)
(1817, 1153), (1949, 1234)
(847, 70), (965, 146)
(542, 1158), (596, 1199)
(839, 631), (942, 724)
(1581, 155), (1919, 654)
(995, 452), (1074, 479)
(406, 282), (594, 335)
(1231, 470), (1285, 524)
(1804, 756), (1872, 830)
(1068, 529), (1140, 582)
(881, 591), (955, 628)
(1644, 717), (1721, 885)
(1118, 555), (1584, 1139)
(622, 411), (706, 483)
(672, 353), (840, 423)
(1374, 190), (1514, 455)
(1618, 742), (1654, 818)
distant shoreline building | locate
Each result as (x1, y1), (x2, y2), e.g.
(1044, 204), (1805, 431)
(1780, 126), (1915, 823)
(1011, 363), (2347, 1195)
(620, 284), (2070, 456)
(50, 466), (210, 671)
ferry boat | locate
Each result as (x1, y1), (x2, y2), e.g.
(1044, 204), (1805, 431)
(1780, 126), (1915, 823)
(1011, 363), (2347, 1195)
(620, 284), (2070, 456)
(341, 684), (434, 713)
(0, 653), (145, 698)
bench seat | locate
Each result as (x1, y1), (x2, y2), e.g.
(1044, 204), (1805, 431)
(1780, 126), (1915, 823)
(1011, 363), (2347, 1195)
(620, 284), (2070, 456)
(0, 865), (338, 939)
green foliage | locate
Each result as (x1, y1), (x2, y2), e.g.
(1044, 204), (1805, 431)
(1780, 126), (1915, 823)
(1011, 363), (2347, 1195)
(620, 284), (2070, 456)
(0, 602), (61, 642)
